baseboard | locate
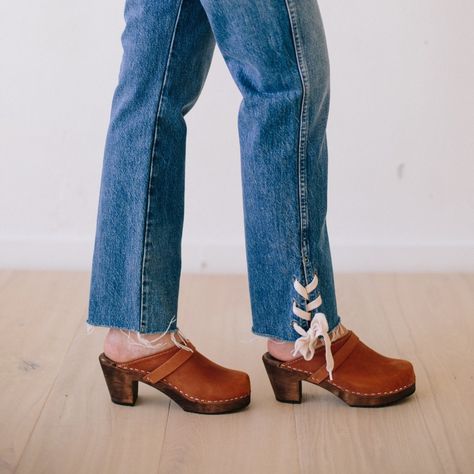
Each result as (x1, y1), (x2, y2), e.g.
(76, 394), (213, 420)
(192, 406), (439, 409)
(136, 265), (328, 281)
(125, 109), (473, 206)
(0, 237), (472, 272)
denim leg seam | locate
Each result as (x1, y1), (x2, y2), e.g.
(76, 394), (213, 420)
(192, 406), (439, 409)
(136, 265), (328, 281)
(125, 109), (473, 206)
(139, 0), (185, 332)
(284, 0), (313, 285)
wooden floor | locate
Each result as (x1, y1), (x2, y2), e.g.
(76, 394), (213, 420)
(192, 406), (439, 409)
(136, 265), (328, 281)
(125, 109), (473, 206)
(0, 271), (473, 474)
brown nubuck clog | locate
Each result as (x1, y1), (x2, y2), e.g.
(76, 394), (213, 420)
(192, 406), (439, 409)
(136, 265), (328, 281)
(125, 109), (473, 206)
(263, 330), (415, 407)
(99, 340), (251, 414)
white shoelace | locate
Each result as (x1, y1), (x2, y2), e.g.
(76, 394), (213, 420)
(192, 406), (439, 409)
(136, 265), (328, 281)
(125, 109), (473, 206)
(291, 274), (335, 380)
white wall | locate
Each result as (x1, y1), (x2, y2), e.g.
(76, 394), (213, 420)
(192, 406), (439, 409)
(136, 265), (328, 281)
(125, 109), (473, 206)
(1, 0), (473, 272)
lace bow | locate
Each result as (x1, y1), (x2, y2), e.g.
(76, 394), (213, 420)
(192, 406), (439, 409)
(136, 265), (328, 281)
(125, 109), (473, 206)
(292, 313), (334, 380)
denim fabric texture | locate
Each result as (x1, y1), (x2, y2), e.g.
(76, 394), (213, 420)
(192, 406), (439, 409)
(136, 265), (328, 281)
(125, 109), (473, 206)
(87, 0), (342, 342)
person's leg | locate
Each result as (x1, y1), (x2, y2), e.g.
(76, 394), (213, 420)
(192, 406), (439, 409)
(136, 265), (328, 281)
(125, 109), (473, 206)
(87, 0), (215, 348)
(86, 0), (251, 413)
(199, 0), (415, 406)
(199, 0), (340, 343)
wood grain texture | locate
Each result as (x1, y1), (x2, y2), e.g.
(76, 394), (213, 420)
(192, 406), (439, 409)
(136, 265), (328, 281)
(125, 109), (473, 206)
(1, 271), (472, 474)
(0, 271), (88, 473)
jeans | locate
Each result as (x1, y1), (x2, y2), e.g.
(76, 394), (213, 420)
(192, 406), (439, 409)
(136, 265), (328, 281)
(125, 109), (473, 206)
(86, 0), (342, 342)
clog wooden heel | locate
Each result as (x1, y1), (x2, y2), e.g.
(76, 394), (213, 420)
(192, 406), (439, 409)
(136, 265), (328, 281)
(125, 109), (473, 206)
(262, 356), (302, 403)
(100, 354), (139, 406)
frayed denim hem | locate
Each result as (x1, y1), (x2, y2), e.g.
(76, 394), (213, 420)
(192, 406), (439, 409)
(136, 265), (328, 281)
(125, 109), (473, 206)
(251, 327), (296, 343)
(84, 319), (179, 336)
(251, 313), (342, 343)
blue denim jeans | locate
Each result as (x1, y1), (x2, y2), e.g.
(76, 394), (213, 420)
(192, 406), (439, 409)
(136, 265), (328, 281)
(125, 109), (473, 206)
(87, 0), (342, 342)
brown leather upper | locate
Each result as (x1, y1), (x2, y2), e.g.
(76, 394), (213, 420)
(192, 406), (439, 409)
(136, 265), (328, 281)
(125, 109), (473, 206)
(281, 331), (415, 396)
(117, 343), (251, 403)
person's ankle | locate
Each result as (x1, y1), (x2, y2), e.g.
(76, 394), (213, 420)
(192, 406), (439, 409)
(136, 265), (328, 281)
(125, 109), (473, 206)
(267, 322), (349, 361)
(267, 339), (299, 361)
(104, 328), (176, 362)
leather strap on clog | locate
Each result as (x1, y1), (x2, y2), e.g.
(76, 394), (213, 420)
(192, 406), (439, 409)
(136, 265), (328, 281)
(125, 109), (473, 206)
(144, 344), (195, 384)
(308, 331), (359, 384)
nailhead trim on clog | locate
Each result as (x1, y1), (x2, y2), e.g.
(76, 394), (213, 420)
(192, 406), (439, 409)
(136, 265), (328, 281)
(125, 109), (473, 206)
(281, 360), (413, 396)
(161, 377), (249, 404)
(328, 380), (414, 396)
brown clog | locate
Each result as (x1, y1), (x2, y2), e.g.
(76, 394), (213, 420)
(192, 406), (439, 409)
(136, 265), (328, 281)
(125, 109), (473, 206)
(263, 330), (416, 407)
(99, 340), (251, 414)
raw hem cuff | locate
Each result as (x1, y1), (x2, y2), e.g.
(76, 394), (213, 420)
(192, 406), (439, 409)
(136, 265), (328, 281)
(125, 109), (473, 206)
(85, 319), (179, 335)
(251, 313), (342, 342)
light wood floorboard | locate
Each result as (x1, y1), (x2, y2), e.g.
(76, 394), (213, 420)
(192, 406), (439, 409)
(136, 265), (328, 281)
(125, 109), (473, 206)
(0, 272), (88, 473)
(0, 272), (472, 473)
